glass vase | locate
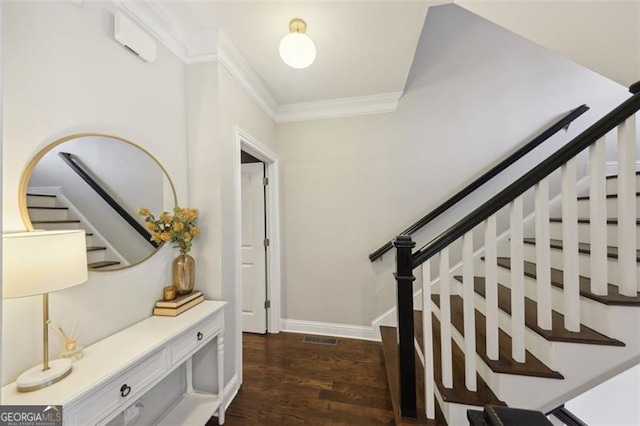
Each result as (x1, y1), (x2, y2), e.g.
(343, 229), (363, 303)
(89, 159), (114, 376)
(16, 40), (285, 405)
(173, 252), (195, 295)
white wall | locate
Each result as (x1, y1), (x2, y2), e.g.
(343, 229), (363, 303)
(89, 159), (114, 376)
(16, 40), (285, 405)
(186, 53), (277, 391)
(276, 4), (629, 327)
(566, 365), (640, 425)
(2, 1), (188, 385)
(456, 1), (640, 88)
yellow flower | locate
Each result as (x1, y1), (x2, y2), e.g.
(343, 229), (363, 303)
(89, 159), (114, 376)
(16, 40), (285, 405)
(159, 232), (172, 242)
(160, 213), (171, 223)
(190, 227), (200, 237)
(173, 222), (185, 232)
(186, 209), (198, 221)
(183, 233), (192, 242)
(138, 207), (150, 216)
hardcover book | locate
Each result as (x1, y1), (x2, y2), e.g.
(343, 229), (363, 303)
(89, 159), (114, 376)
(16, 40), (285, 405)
(153, 295), (204, 317)
(155, 290), (202, 309)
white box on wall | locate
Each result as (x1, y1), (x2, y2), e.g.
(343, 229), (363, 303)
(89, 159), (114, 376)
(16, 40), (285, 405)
(114, 11), (157, 63)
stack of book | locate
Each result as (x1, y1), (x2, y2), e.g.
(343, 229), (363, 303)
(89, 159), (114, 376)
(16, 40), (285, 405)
(153, 291), (204, 317)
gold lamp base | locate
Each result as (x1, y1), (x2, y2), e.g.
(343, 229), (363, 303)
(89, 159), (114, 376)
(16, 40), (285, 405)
(16, 358), (73, 393)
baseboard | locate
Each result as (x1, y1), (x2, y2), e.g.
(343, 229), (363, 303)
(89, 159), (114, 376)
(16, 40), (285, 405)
(280, 318), (379, 341)
(221, 374), (240, 412)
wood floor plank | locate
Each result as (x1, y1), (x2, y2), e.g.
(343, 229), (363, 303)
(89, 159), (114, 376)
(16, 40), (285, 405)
(220, 332), (398, 425)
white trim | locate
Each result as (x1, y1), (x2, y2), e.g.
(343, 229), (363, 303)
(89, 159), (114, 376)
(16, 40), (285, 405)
(276, 91), (403, 123)
(223, 374), (240, 411)
(219, 32), (278, 121)
(280, 319), (379, 342)
(235, 127), (282, 337)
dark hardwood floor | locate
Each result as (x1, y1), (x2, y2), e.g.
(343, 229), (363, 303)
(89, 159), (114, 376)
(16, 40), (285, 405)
(212, 332), (396, 425)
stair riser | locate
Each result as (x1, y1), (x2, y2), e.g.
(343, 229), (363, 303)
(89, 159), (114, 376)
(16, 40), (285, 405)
(468, 293), (554, 367)
(605, 174), (640, 195)
(521, 243), (640, 288)
(26, 195), (58, 208)
(31, 222), (81, 231)
(495, 267), (612, 335)
(547, 222), (640, 246)
(27, 208), (70, 222)
(576, 197), (640, 217)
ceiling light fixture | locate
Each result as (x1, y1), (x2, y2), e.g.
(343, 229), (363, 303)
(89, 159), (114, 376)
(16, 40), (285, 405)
(279, 18), (316, 69)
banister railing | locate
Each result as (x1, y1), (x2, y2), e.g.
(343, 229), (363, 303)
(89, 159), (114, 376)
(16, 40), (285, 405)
(369, 105), (590, 262)
(59, 152), (159, 248)
(412, 92), (640, 267)
(393, 82), (640, 421)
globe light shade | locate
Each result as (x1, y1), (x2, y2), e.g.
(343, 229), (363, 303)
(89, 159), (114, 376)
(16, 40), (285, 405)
(279, 32), (317, 69)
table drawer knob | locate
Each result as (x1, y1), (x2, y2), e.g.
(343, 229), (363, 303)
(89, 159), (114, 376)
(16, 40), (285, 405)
(197, 332), (203, 341)
(120, 384), (131, 397)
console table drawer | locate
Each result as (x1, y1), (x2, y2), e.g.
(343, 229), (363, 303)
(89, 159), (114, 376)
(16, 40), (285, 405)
(66, 347), (168, 426)
(170, 314), (221, 365)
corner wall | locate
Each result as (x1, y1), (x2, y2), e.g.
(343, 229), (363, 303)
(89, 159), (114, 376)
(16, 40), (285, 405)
(276, 4), (630, 328)
(2, 2), (188, 384)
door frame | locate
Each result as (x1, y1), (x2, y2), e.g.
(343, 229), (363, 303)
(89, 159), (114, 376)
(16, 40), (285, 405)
(233, 126), (281, 336)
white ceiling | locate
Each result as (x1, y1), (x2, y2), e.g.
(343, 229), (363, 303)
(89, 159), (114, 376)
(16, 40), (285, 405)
(147, 1), (447, 105)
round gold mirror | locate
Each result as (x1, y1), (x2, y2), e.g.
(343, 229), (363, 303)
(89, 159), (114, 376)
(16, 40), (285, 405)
(19, 133), (177, 271)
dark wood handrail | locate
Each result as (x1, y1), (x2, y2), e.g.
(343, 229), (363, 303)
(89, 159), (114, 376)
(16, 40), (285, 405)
(59, 152), (159, 248)
(412, 91), (640, 268)
(369, 105), (590, 262)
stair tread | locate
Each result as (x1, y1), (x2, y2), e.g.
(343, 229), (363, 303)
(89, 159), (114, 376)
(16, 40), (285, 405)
(414, 311), (506, 408)
(549, 218), (640, 225)
(605, 171), (640, 179)
(576, 192), (640, 200)
(26, 193), (56, 197)
(89, 261), (120, 269)
(459, 276), (624, 346)
(523, 238), (640, 262)
(496, 257), (640, 306)
(31, 220), (80, 224)
(27, 206), (68, 210)
(380, 326), (445, 425)
(431, 295), (563, 379)
(86, 246), (107, 252)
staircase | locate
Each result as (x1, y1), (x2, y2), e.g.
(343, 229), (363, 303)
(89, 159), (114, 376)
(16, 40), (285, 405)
(379, 85), (640, 425)
(26, 192), (122, 269)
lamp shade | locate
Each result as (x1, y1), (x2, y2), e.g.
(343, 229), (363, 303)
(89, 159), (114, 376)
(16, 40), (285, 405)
(3, 230), (88, 298)
(279, 32), (317, 69)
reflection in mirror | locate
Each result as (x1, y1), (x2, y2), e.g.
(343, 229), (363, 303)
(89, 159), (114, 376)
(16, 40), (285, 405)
(20, 134), (176, 271)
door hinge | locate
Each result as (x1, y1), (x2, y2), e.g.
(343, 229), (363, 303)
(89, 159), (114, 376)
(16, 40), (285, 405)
(264, 300), (271, 309)
(263, 177), (269, 186)
(263, 238), (270, 247)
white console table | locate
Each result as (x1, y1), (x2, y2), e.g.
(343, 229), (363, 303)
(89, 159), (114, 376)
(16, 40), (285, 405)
(2, 300), (226, 426)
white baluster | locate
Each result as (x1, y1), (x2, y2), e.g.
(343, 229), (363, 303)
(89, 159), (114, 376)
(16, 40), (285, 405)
(617, 117), (638, 296)
(589, 137), (608, 296)
(421, 261), (435, 420)
(462, 232), (477, 391)
(484, 215), (499, 360)
(562, 158), (580, 331)
(510, 197), (525, 362)
(535, 178), (552, 329)
(439, 247), (453, 388)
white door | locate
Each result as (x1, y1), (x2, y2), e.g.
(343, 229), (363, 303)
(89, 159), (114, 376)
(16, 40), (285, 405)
(241, 162), (267, 333)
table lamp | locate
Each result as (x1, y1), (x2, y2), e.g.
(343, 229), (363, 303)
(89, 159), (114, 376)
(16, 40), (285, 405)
(2, 230), (88, 392)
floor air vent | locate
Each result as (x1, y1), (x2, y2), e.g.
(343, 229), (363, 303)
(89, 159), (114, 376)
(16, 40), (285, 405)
(302, 336), (338, 345)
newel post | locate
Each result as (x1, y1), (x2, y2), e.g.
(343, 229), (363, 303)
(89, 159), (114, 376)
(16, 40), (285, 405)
(393, 235), (417, 418)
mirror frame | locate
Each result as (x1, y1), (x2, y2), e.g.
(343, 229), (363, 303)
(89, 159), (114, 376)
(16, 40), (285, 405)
(18, 132), (178, 272)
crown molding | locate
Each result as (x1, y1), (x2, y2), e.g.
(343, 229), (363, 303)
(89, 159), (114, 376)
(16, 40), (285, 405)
(275, 91), (403, 123)
(217, 32), (279, 120)
(109, 1), (404, 123)
(111, 1), (217, 63)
